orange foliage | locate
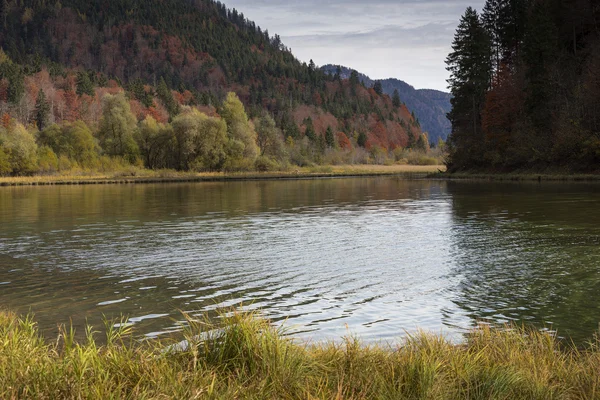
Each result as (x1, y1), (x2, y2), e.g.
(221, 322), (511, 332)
(337, 132), (352, 150)
(482, 65), (522, 151)
(1, 113), (11, 129)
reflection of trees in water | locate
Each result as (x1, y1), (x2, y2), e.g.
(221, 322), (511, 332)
(446, 181), (600, 343)
(0, 178), (450, 342)
(0, 178), (448, 228)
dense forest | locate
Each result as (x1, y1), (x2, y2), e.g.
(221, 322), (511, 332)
(322, 64), (452, 145)
(0, 0), (435, 176)
(446, 0), (600, 172)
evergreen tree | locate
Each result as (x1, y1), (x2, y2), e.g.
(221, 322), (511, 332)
(349, 70), (360, 87)
(373, 81), (383, 96)
(76, 71), (95, 96)
(157, 77), (179, 119)
(446, 7), (492, 170)
(392, 89), (401, 108)
(325, 126), (335, 148)
(357, 131), (367, 148)
(304, 117), (316, 141)
(34, 89), (50, 131)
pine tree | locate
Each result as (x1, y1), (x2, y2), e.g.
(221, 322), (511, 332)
(325, 126), (335, 148)
(446, 7), (492, 170)
(304, 117), (316, 141)
(392, 89), (401, 108)
(157, 77), (179, 119)
(373, 81), (383, 96)
(34, 89), (50, 131)
(357, 131), (367, 148)
(76, 72), (95, 96)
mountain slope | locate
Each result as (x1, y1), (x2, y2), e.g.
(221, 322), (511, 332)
(0, 0), (423, 152)
(321, 65), (451, 143)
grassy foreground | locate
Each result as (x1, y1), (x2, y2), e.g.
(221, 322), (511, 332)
(0, 164), (445, 186)
(2, 311), (600, 399)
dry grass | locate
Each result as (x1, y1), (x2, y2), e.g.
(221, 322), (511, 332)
(0, 164), (447, 186)
(1, 310), (599, 399)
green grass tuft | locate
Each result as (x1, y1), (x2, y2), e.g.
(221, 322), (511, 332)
(1, 310), (599, 399)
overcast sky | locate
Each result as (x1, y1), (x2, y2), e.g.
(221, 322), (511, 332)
(223, 0), (485, 91)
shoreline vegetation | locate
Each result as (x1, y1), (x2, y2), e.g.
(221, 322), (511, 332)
(0, 164), (445, 186)
(432, 171), (600, 182)
(2, 311), (600, 399)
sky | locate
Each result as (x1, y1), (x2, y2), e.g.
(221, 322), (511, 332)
(223, 0), (485, 91)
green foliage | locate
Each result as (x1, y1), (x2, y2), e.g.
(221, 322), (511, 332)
(129, 78), (153, 108)
(357, 131), (367, 148)
(135, 116), (173, 169)
(76, 71), (94, 96)
(0, 122), (38, 175)
(373, 81), (383, 96)
(34, 89), (50, 131)
(446, 6), (492, 170)
(2, 310), (598, 399)
(447, 0), (600, 172)
(392, 89), (401, 108)
(255, 114), (285, 160)
(37, 145), (58, 173)
(303, 117), (316, 141)
(220, 92), (259, 161)
(325, 126), (335, 148)
(172, 110), (227, 171)
(0, 145), (10, 175)
(97, 93), (140, 164)
(156, 77), (179, 119)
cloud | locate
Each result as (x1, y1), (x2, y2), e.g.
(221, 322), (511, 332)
(223, 0), (485, 91)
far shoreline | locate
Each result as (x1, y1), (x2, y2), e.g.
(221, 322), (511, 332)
(0, 164), (445, 187)
(430, 171), (600, 182)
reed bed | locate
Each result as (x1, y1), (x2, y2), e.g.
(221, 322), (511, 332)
(1, 310), (598, 399)
(0, 164), (445, 186)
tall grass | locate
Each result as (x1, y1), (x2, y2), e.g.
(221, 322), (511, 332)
(1, 310), (599, 399)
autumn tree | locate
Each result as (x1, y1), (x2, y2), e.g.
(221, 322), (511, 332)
(172, 110), (227, 171)
(0, 122), (38, 174)
(255, 113), (285, 160)
(135, 116), (175, 169)
(97, 93), (140, 163)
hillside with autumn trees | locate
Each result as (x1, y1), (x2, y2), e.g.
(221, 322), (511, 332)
(0, 0), (437, 176)
(321, 64), (452, 145)
(446, 0), (600, 173)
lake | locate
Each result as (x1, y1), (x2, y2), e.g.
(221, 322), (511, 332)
(1, 177), (600, 344)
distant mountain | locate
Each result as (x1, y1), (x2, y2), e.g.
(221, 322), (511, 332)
(322, 65), (451, 143)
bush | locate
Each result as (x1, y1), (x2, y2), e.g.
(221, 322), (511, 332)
(37, 146), (59, 174)
(254, 156), (279, 172)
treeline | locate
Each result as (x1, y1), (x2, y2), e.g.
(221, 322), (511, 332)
(446, 0), (600, 172)
(0, 84), (439, 176)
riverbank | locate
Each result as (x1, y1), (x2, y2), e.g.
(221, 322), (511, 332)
(0, 165), (445, 186)
(431, 171), (600, 181)
(1, 311), (599, 399)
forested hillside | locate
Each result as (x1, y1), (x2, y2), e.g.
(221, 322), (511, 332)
(446, 0), (600, 172)
(0, 0), (430, 175)
(322, 65), (452, 144)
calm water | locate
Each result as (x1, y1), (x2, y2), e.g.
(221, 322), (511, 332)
(1, 178), (600, 344)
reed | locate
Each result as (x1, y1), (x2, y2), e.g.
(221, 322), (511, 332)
(1, 310), (598, 399)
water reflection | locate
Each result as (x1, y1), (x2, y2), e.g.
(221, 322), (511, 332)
(446, 182), (600, 343)
(1, 179), (600, 344)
